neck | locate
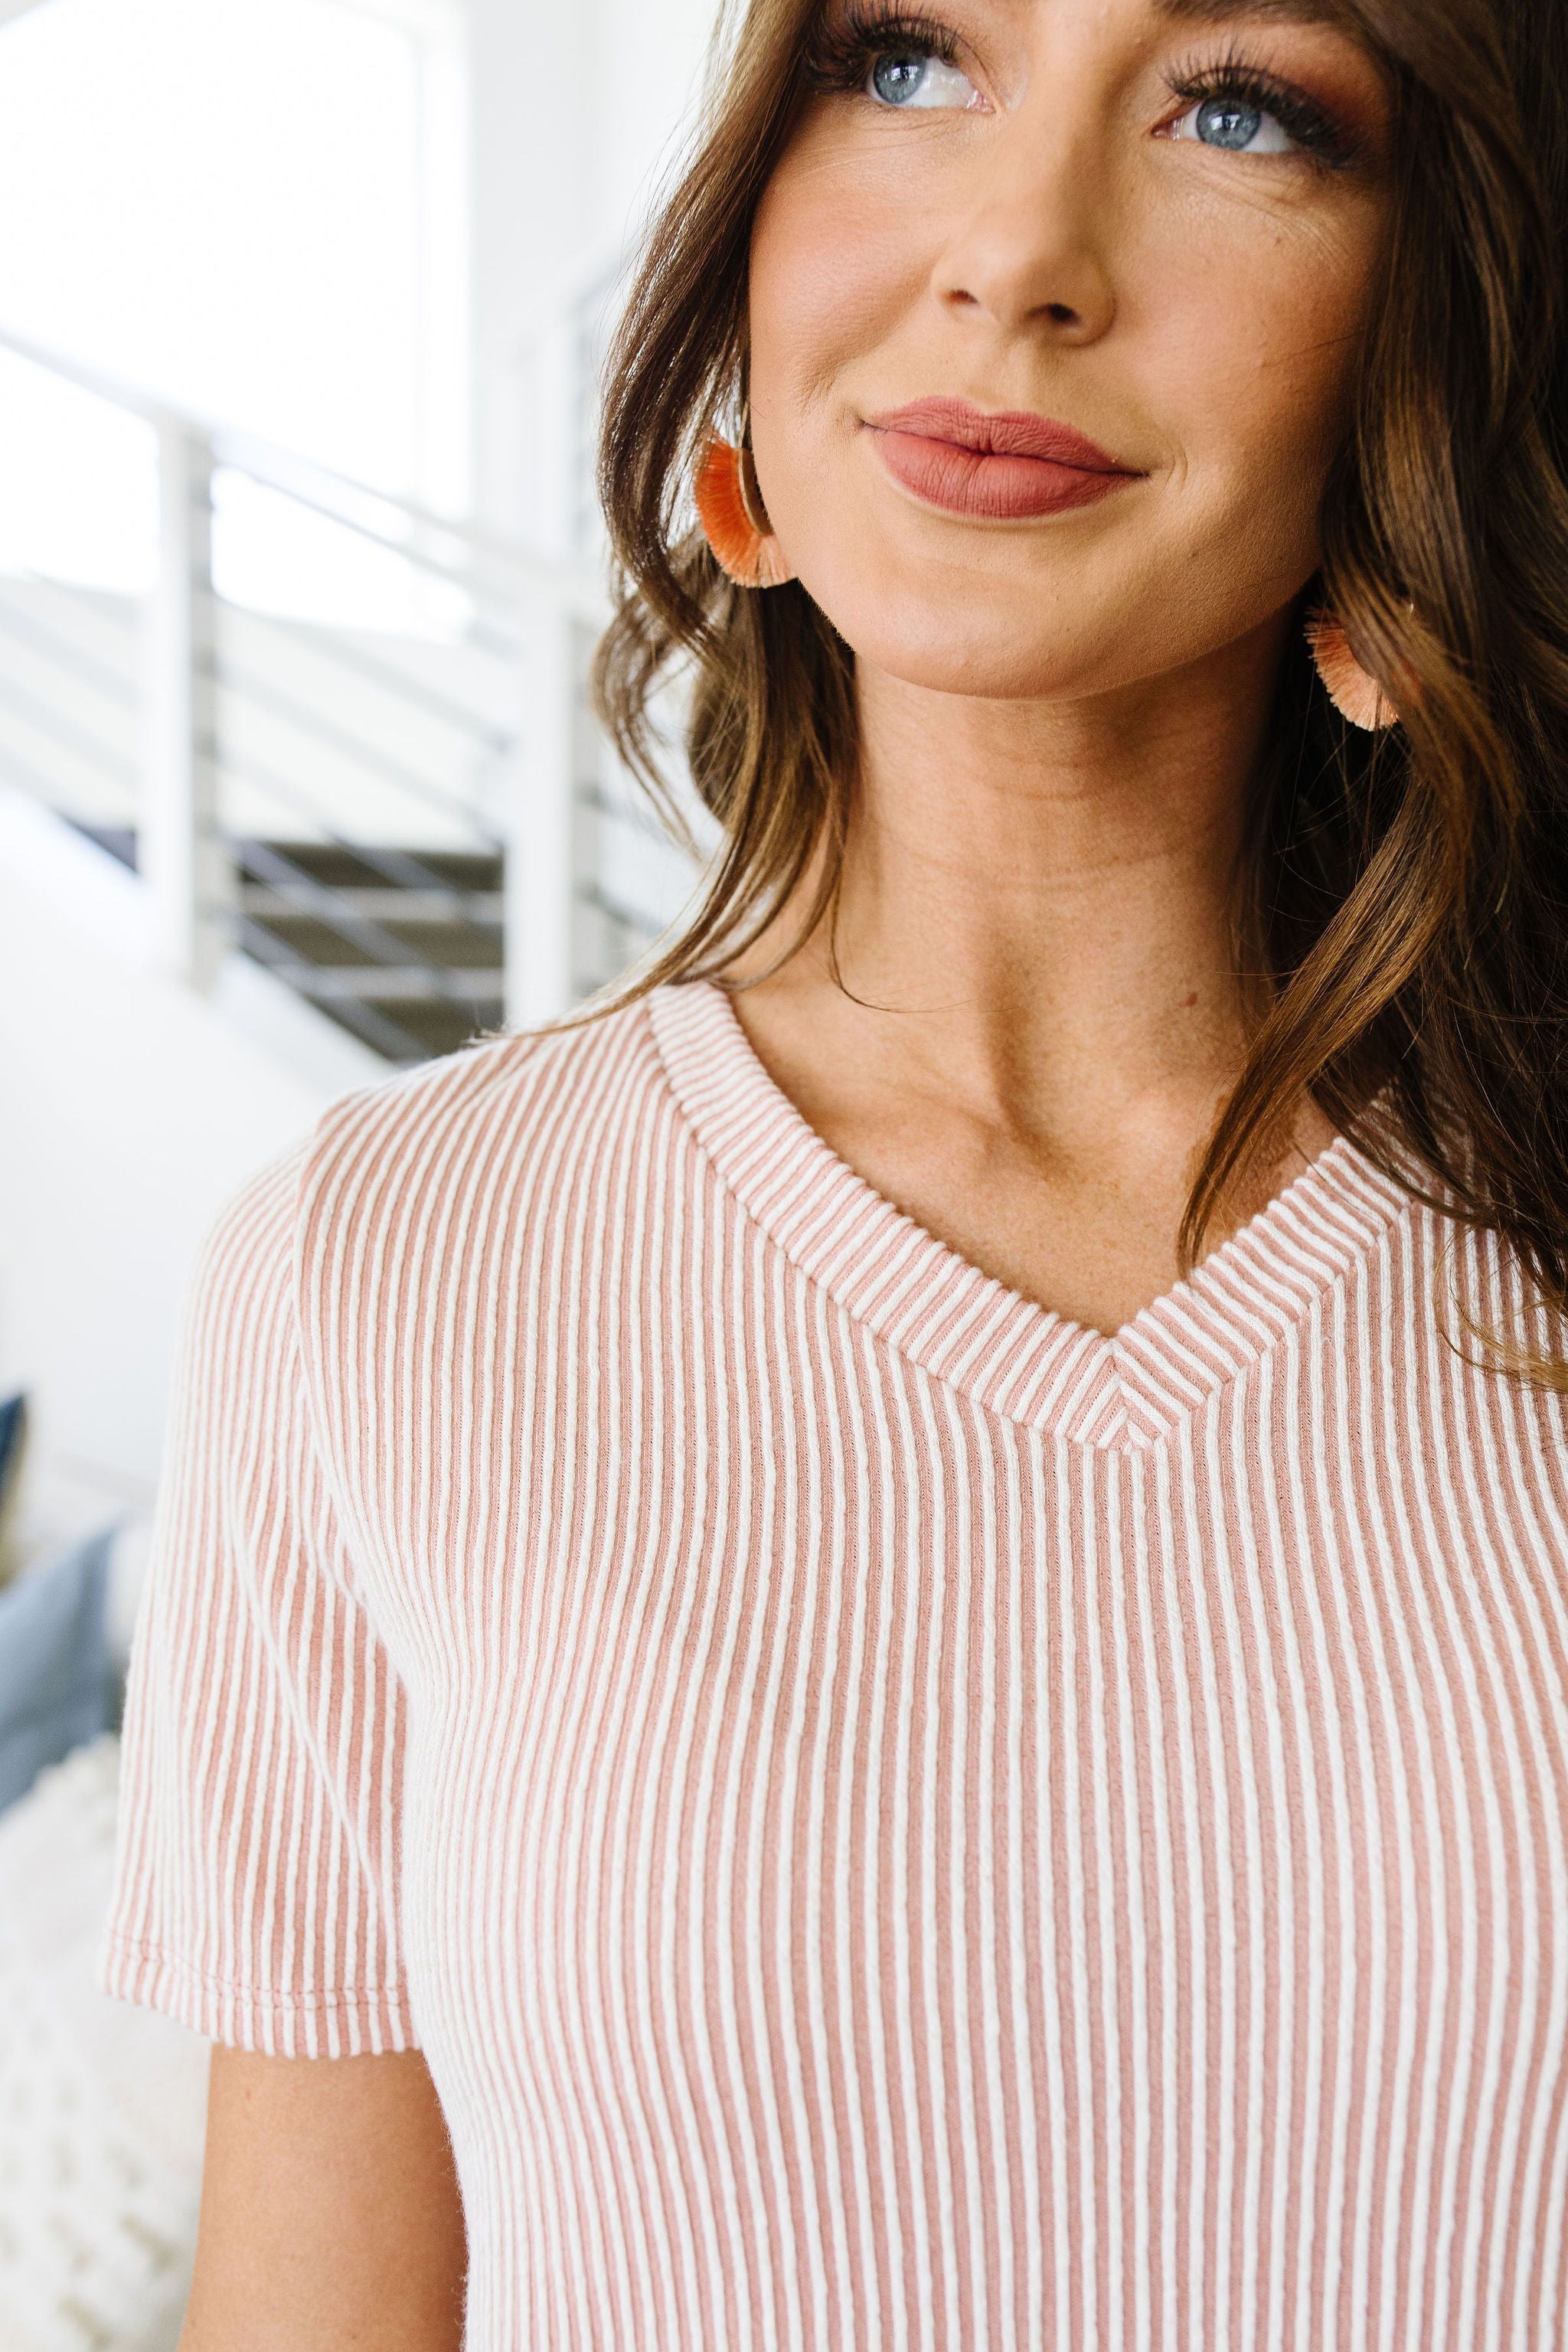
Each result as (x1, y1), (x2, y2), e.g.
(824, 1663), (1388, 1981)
(732, 613), (1292, 1162)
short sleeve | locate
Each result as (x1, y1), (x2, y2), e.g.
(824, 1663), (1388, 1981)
(100, 1141), (416, 2058)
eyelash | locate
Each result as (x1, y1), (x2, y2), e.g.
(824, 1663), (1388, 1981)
(805, 9), (1361, 173)
(804, 2), (965, 93)
(1164, 42), (1360, 171)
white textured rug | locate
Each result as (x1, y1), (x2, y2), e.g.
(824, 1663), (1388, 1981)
(0, 1736), (209, 2352)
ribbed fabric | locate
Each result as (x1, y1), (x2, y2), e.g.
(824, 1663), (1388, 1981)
(103, 978), (1568, 2350)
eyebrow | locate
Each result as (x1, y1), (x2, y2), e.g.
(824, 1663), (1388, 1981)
(1154, 0), (1345, 24)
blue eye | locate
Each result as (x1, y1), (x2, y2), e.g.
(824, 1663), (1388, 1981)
(1171, 90), (1296, 156)
(867, 47), (978, 109)
(1198, 96), (1265, 149)
(871, 51), (924, 102)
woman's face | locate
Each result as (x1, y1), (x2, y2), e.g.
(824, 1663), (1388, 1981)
(748, 0), (1395, 702)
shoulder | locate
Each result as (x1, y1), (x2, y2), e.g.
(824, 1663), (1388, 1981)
(284, 995), (681, 1338)
(194, 996), (676, 1387)
(298, 995), (663, 1233)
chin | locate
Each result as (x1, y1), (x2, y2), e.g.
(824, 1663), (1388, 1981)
(792, 521), (1150, 701)
(806, 574), (1109, 701)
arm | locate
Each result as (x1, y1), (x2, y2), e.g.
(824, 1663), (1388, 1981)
(179, 2047), (466, 2350)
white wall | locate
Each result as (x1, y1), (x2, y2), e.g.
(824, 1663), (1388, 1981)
(0, 793), (381, 1544)
(466, 0), (720, 544)
(0, 0), (459, 508)
(589, 0), (725, 232)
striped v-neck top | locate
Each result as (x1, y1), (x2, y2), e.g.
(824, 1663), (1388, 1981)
(104, 978), (1568, 2350)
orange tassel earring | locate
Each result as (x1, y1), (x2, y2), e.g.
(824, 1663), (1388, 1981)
(695, 429), (794, 590)
(1306, 609), (1400, 731)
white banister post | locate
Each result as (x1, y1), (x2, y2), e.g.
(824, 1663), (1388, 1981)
(142, 414), (230, 991)
(505, 588), (577, 1030)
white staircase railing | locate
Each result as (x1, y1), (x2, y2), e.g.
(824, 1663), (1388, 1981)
(0, 318), (698, 1060)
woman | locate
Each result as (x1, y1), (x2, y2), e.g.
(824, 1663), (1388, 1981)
(106, 0), (1568, 2343)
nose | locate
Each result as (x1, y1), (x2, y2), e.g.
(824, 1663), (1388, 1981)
(929, 111), (1118, 345)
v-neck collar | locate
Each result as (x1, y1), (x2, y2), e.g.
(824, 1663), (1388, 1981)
(646, 977), (1413, 1449)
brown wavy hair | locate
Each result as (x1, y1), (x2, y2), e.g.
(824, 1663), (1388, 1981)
(590, 0), (1568, 1375)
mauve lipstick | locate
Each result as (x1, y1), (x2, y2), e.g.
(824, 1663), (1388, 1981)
(864, 396), (1145, 521)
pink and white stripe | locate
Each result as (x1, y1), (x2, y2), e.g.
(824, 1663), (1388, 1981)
(105, 978), (1568, 2347)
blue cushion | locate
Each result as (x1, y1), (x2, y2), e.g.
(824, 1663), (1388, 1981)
(0, 1526), (116, 1814)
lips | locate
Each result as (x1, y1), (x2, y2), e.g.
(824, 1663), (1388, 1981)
(863, 397), (1144, 521)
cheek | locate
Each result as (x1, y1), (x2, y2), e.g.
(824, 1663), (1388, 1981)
(749, 139), (923, 449)
(1147, 211), (1374, 526)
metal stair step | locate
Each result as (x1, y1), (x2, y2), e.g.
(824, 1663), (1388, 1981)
(239, 884), (505, 924)
(247, 911), (504, 972)
(240, 840), (504, 893)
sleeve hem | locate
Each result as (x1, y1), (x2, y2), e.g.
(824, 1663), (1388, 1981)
(99, 1931), (420, 2058)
